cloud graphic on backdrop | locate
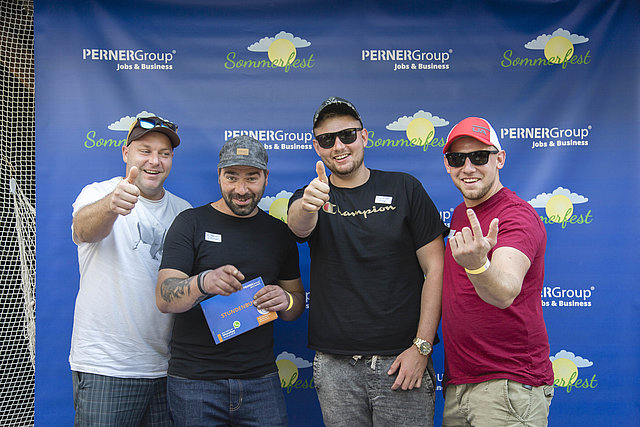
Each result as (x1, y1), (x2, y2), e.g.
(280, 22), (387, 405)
(528, 187), (588, 224)
(108, 111), (157, 131)
(524, 28), (589, 64)
(386, 111), (449, 146)
(247, 31), (311, 67)
(550, 350), (593, 367)
(259, 190), (293, 223)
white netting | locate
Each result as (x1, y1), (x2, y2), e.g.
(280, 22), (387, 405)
(0, 0), (35, 425)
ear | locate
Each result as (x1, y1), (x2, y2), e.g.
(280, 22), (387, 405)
(496, 151), (506, 170)
(264, 169), (269, 186)
(360, 128), (369, 146)
(122, 144), (129, 163)
(443, 155), (451, 174)
(312, 139), (322, 156)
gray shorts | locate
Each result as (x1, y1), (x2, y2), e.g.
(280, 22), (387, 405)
(313, 351), (436, 427)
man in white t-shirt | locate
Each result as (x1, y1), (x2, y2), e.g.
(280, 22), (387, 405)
(70, 116), (191, 426)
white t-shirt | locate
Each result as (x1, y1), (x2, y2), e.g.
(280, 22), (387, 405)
(69, 177), (191, 378)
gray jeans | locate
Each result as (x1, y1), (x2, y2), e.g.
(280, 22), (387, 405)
(313, 351), (436, 427)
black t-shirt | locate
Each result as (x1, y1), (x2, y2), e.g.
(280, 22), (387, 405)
(160, 204), (300, 379)
(289, 170), (447, 355)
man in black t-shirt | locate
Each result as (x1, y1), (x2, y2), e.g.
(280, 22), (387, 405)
(287, 97), (447, 426)
(156, 135), (304, 426)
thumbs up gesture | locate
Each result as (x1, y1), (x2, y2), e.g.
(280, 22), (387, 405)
(110, 166), (141, 215)
(300, 161), (331, 213)
(450, 209), (499, 270)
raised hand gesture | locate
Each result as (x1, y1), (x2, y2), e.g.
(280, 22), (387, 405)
(300, 160), (330, 213)
(110, 166), (141, 216)
(450, 209), (498, 271)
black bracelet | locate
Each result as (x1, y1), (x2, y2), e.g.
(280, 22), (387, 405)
(197, 270), (212, 296)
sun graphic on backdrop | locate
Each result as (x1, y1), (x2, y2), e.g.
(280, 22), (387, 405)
(276, 358), (299, 386)
(544, 36), (574, 64)
(552, 357), (578, 386)
(268, 39), (296, 67)
(406, 118), (435, 146)
(269, 198), (289, 223)
(545, 194), (573, 223)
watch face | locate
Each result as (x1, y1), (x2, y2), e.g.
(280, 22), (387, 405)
(420, 343), (431, 354)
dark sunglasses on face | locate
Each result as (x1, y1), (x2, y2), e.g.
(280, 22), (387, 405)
(445, 150), (499, 168)
(315, 127), (363, 149)
(135, 117), (178, 132)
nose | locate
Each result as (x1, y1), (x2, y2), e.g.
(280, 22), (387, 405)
(148, 151), (160, 165)
(461, 157), (476, 172)
(333, 135), (346, 150)
(235, 181), (248, 194)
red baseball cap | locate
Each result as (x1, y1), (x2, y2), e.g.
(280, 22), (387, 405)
(443, 117), (502, 154)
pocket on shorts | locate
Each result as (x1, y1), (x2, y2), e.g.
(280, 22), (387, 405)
(505, 379), (531, 421)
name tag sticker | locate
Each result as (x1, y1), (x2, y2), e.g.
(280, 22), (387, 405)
(205, 232), (222, 243)
(375, 195), (393, 205)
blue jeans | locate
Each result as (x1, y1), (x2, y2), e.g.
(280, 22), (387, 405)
(313, 351), (436, 427)
(167, 372), (288, 426)
(72, 371), (170, 426)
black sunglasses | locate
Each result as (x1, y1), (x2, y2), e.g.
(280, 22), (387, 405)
(315, 127), (362, 149)
(445, 150), (499, 168)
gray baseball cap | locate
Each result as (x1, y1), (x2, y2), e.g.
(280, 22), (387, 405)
(313, 96), (362, 129)
(218, 135), (268, 170)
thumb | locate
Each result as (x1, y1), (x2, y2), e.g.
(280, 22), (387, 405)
(486, 217), (499, 247)
(316, 160), (328, 184)
(126, 166), (139, 184)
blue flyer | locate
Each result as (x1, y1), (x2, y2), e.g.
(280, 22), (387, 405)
(200, 276), (278, 344)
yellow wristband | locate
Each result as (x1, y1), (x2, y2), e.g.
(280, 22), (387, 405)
(285, 291), (294, 311)
(465, 259), (490, 275)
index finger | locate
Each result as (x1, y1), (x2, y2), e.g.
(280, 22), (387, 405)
(221, 265), (245, 282)
(316, 160), (328, 184)
(466, 209), (483, 238)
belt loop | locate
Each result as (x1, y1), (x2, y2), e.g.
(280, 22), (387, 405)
(350, 355), (362, 366)
(370, 355), (378, 370)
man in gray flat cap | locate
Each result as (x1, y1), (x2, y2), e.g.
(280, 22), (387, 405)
(156, 136), (305, 426)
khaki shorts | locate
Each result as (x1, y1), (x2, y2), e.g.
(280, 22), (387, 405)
(443, 378), (553, 427)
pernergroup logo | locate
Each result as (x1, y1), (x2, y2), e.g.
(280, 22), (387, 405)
(501, 28), (591, 69)
(82, 48), (176, 71)
(366, 110), (449, 152)
(500, 124), (591, 150)
(225, 31), (315, 72)
(361, 48), (452, 71)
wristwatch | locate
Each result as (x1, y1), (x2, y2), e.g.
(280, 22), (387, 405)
(413, 337), (432, 356)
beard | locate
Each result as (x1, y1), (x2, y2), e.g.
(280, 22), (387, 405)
(221, 187), (265, 216)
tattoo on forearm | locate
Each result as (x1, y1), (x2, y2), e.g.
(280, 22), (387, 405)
(160, 277), (192, 303)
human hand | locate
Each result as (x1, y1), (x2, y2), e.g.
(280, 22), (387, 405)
(201, 265), (245, 296)
(300, 161), (330, 213)
(387, 346), (429, 390)
(253, 285), (290, 312)
(110, 166), (141, 215)
(450, 209), (498, 271)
